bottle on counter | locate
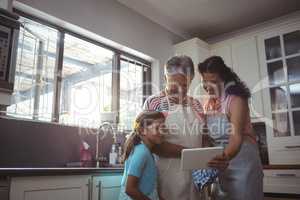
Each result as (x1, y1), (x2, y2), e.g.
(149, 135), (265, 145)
(80, 141), (93, 167)
(117, 145), (123, 164)
(109, 144), (118, 166)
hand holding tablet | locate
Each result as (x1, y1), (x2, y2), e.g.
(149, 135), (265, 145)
(181, 147), (224, 170)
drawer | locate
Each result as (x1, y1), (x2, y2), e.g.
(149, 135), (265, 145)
(263, 170), (300, 194)
(269, 147), (300, 165)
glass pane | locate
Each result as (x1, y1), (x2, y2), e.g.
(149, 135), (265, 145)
(289, 83), (300, 108)
(267, 61), (284, 85)
(287, 56), (300, 82)
(270, 86), (288, 111)
(292, 111), (300, 136)
(265, 36), (281, 60)
(284, 30), (300, 56)
(272, 112), (290, 137)
(7, 16), (58, 121)
(59, 34), (113, 128)
(119, 59), (144, 130)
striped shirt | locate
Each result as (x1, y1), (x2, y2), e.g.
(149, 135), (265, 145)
(143, 91), (205, 122)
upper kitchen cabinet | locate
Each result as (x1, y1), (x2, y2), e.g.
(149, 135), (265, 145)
(209, 37), (264, 118)
(174, 38), (210, 99)
(258, 23), (300, 165)
(0, 9), (20, 106)
(210, 44), (233, 68)
(231, 37), (264, 118)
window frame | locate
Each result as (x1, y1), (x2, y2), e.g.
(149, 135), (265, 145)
(10, 9), (152, 126)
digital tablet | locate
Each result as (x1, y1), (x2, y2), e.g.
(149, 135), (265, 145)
(181, 147), (224, 170)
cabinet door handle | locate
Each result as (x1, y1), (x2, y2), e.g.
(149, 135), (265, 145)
(285, 145), (300, 149)
(87, 178), (92, 200)
(97, 181), (102, 200)
(275, 173), (296, 177)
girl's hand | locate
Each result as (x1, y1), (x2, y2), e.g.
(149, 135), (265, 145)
(208, 152), (229, 171)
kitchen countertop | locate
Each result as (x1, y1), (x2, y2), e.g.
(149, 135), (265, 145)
(0, 167), (124, 177)
(263, 165), (300, 170)
(2, 165), (298, 177)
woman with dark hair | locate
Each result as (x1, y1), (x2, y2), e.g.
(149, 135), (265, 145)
(198, 56), (264, 200)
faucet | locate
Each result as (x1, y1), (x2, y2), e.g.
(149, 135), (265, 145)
(96, 122), (116, 167)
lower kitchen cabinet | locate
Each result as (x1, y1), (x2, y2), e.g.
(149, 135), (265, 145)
(91, 174), (123, 200)
(263, 169), (300, 195)
(9, 171), (124, 200)
(10, 175), (90, 200)
(0, 179), (9, 200)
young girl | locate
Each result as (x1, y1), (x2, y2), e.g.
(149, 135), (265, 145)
(119, 111), (166, 200)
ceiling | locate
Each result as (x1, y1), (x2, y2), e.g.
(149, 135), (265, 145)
(117, 0), (300, 40)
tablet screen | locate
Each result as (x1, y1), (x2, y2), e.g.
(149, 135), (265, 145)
(181, 147), (224, 170)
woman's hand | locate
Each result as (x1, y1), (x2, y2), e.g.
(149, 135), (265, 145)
(208, 152), (229, 171)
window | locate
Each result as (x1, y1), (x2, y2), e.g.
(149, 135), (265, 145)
(7, 13), (151, 130)
(119, 57), (149, 130)
(59, 34), (113, 128)
(7, 16), (58, 121)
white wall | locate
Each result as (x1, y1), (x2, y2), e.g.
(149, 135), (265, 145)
(0, 0), (12, 11)
(15, 0), (185, 91)
(0, 93), (11, 105)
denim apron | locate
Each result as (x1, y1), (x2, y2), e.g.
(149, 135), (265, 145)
(206, 100), (264, 200)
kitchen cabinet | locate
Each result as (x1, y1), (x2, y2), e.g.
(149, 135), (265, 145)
(175, 14), (300, 194)
(210, 44), (233, 68)
(257, 23), (300, 165)
(174, 38), (210, 100)
(209, 38), (264, 118)
(0, 179), (9, 200)
(91, 174), (123, 200)
(264, 169), (300, 195)
(209, 23), (300, 165)
(10, 175), (90, 200)
(0, 9), (19, 105)
(175, 37), (265, 118)
(231, 37), (264, 118)
(9, 170), (124, 200)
